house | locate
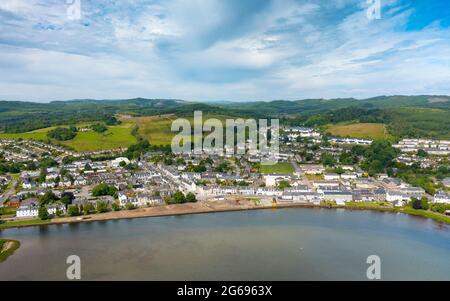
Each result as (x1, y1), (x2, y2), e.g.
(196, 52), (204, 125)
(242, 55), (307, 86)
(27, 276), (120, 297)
(74, 176), (87, 186)
(16, 205), (39, 218)
(22, 180), (36, 189)
(41, 182), (56, 188)
(298, 164), (325, 175)
(111, 157), (130, 168)
(322, 191), (353, 205)
(264, 174), (291, 187)
(341, 173), (358, 180)
(324, 173), (340, 181)
(442, 178), (450, 188)
(136, 193), (163, 206)
(118, 192), (128, 206)
(312, 181), (340, 188)
(59, 179), (72, 188)
(281, 191), (322, 203)
(47, 204), (66, 216)
(386, 191), (410, 206)
(433, 191), (450, 204)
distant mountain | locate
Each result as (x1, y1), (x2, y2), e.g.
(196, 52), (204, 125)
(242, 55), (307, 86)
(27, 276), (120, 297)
(0, 95), (448, 137)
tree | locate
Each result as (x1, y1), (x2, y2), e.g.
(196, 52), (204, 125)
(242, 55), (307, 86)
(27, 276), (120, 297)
(417, 149), (428, 158)
(320, 154), (336, 167)
(92, 183), (117, 197)
(90, 123), (108, 133)
(47, 127), (77, 141)
(96, 201), (109, 213)
(67, 205), (80, 217)
(410, 198), (422, 210)
(186, 192), (197, 203)
(38, 206), (49, 220)
(83, 203), (96, 215)
(39, 191), (58, 205)
(172, 191), (186, 204)
(60, 192), (75, 206)
(277, 180), (291, 189)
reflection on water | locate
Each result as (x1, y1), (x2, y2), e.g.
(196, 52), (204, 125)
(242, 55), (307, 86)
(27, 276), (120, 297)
(0, 208), (449, 280)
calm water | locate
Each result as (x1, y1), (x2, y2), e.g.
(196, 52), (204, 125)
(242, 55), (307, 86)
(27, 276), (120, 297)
(1, 208), (449, 280)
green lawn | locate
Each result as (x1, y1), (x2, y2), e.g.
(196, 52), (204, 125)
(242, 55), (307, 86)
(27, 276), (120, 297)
(60, 123), (137, 152)
(0, 123), (137, 152)
(401, 207), (450, 225)
(0, 219), (51, 229)
(260, 162), (294, 175)
(120, 114), (239, 146)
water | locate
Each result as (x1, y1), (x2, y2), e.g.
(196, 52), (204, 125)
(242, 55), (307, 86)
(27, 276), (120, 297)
(1, 208), (449, 280)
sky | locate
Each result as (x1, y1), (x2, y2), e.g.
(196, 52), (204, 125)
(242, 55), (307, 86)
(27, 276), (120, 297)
(0, 0), (449, 102)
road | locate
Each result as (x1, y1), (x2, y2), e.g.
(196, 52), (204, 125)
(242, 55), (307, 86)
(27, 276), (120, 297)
(291, 160), (312, 189)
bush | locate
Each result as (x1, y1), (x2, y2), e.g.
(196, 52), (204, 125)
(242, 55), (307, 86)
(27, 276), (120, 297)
(186, 192), (197, 203)
(111, 202), (121, 211)
(125, 202), (136, 210)
(67, 205), (80, 217)
(96, 201), (109, 213)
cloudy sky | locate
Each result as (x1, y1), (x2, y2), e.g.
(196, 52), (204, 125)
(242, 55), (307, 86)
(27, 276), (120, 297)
(0, 0), (449, 102)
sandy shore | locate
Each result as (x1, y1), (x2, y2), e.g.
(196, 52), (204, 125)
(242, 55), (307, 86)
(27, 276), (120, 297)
(52, 200), (281, 226)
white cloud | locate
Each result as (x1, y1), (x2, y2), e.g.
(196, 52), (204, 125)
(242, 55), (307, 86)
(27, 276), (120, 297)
(0, 0), (449, 101)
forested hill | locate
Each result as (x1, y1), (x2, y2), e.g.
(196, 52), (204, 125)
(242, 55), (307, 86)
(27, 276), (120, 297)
(0, 95), (449, 138)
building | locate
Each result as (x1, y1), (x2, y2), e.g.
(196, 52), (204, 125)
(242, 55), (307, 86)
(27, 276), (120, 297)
(264, 174), (291, 187)
(386, 191), (410, 206)
(324, 173), (340, 181)
(433, 191), (450, 204)
(16, 205), (39, 218)
(322, 191), (353, 205)
(298, 164), (325, 175)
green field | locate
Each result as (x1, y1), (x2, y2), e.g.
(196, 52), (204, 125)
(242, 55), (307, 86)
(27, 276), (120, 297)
(0, 123), (137, 152)
(327, 123), (390, 140)
(260, 162), (294, 175)
(120, 114), (239, 146)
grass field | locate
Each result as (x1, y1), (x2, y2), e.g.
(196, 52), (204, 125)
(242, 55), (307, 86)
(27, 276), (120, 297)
(119, 114), (239, 146)
(259, 162), (294, 175)
(0, 219), (51, 229)
(327, 123), (390, 140)
(0, 123), (137, 152)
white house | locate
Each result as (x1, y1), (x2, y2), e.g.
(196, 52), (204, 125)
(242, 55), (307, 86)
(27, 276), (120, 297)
(324, 173), (340, 181)
(322, 191), (353, 205)
(16, 206), (39, 218)
(341, 173), (358, 180)
(433, 191), (450, 204)
(386, 191), (410, 207)
(264, 174), (291, 187)
(112, 157), (130, 168)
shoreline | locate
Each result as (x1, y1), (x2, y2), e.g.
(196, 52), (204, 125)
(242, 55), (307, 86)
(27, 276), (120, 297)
(0, 200), (449, 230)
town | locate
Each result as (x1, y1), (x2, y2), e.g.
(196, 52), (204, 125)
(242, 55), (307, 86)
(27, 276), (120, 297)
(0, 126), (449, 226)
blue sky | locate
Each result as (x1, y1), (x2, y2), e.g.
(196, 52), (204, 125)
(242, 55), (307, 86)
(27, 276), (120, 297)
(0, 0), (449, 101)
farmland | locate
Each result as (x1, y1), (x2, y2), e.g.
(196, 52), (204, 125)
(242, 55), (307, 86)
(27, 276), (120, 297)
(119, 114), (239, 146)
(326, 123), (390, 140)
(0, 123), (137, 152)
